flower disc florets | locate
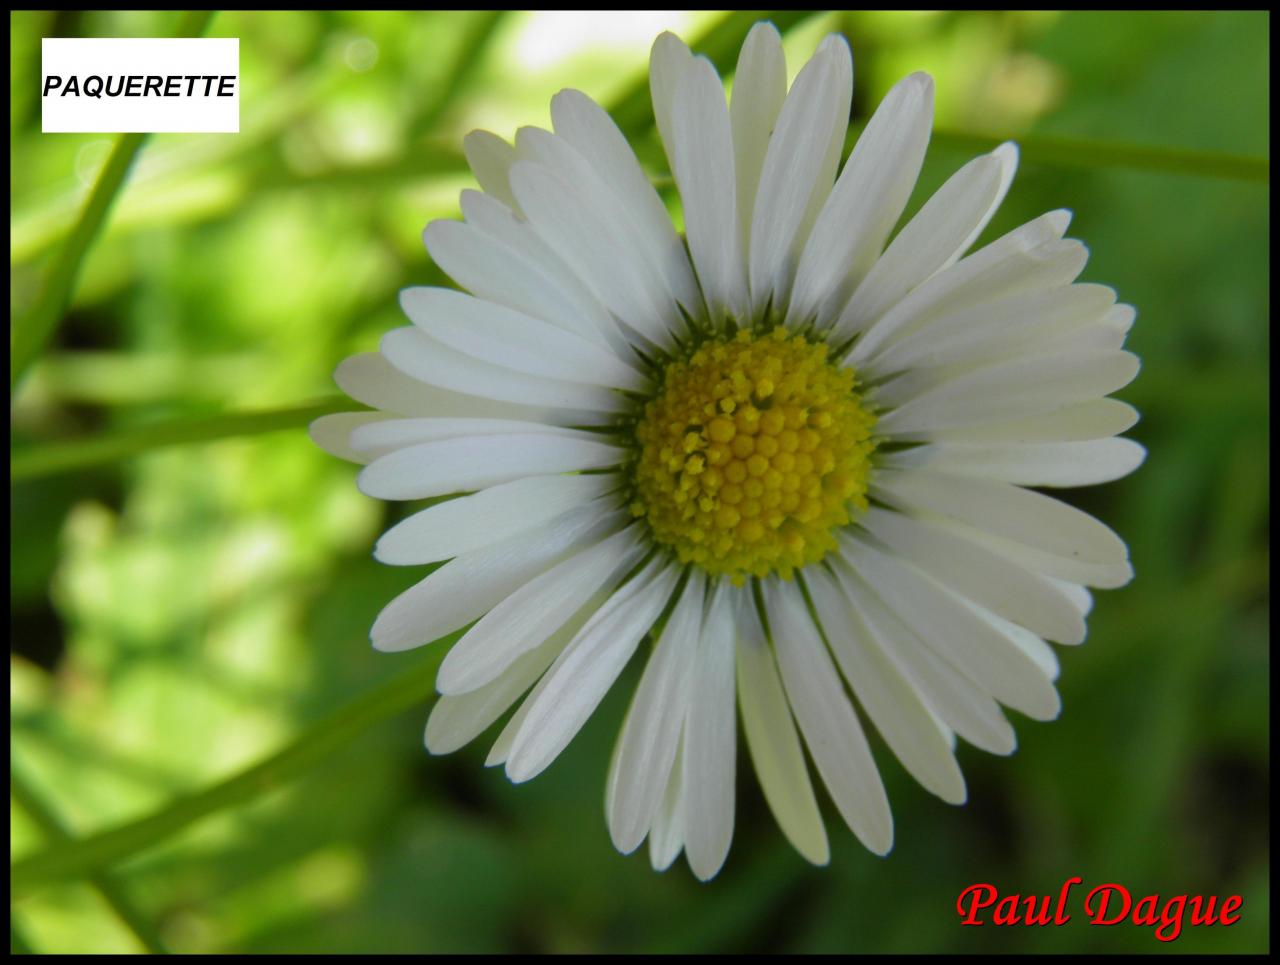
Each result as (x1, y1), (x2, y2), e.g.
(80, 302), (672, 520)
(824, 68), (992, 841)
(631, 327), (877, 582)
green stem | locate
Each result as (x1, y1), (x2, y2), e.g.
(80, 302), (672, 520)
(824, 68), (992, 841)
(9, 10), (216, 394)
(10, 396), (357, 482)
(11, 768), (169, 954)
(10, 655), (441, 899)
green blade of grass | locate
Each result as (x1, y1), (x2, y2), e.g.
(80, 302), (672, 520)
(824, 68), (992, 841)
(10, 396), (357, 483)
(10, 131), (150, 392)
(9, 10), (216, 394)
(411, 11), (510, 135)
(10, 767), (169, 953)
(928, 127), (1269, 183)
(10, 653), (441, 899)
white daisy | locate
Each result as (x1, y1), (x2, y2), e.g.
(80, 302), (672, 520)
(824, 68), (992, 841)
(312, 23), (1143, 880)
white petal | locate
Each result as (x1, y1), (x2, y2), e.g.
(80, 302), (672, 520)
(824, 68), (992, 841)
(788, 72), (934, 328)
(463, 129), (518, 210)
(681, 579), (737, 881)
(841, 534), (1062, 721)
(1050, 578), (1094, 617)
(871, 467), (1130, 565)
(862, 236), (1092, 377)
(349, 415), (597, 453)
(868, 283), (1118, 379)
(485, 582), (678, 787)
(309, 411), (392, 465)
(382, 327), (625, 418)
(880, 438), (1147, 488)
(335, 352), (547, 421)
(457, 186), (511, 232)
(514, 127), (693, 337)
(845, 210), (1073, 363)
(370, 505), (619, 652)
(422, 217), (611, 348)
(424, 618), (578, 755)
(665, 56), (748, 320)
(763, 579), (894, 855)
(399, 287), (646, 391)
(1107, 302), (1137, 336)
(649, 32), (696, 177)
(856, 505), (1086, 644)
(357, 432), (624, 501)
(969, 301), (1135, 365)
(730, 22), (787, 255)
(921, 515), (1135, 589)
(505, 560), (681, 782)
(805, 566), (966, 804)
(748, 35), (852, 313)
(914, 398), (1140, 446)
(458, 190), (635, 359)
(485, 655), (551, 768)
(869, 336), (1132, 413)
(964, 601), (1061, 682)
(1040, 317), (1129, 355)
(375, 473), (618, 565)
(606, 574), (705, 854)
(734, 586), (829, 865)
(437, 525), (646, 694)
(835, 143), (1017, 335)
(648, 741), (686, 872)
(874, 351), (1141, 436)
(507, 160), (679, 350)
(551, 88), (702, 317)
(831, 560), (1017, 755)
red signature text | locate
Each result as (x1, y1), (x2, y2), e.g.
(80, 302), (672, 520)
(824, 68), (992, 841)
(957, 879), (1243, 942)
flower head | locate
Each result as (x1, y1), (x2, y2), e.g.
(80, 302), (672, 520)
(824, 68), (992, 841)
(313, 22), (1143, 880)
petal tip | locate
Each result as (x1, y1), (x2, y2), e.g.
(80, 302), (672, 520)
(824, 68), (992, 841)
(354, 463), (379, 498)
(992, 140), (1019, 164)
(651, 30), (689, 58)
(744, 20), (782, 44)
(463, 128), (506, 150)
(1046, 208), (1073, 235)
(907, 69), (935, 92)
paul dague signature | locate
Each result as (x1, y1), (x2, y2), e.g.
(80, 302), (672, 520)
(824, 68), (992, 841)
(957, 878), (1243, 942)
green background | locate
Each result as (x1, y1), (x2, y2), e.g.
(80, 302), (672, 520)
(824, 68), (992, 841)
(10, 9), (1269, 954)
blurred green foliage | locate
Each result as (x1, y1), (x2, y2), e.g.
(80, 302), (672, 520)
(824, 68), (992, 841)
(9, 9), (1269, 954)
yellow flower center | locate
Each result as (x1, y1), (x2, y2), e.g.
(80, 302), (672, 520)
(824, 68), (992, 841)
(630, 327), (877, 583)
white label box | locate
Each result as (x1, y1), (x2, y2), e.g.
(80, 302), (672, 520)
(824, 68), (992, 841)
(41, 37), (239, 133)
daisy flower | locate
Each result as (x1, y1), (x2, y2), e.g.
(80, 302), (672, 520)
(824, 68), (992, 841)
(312, 23), (1143, 880)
